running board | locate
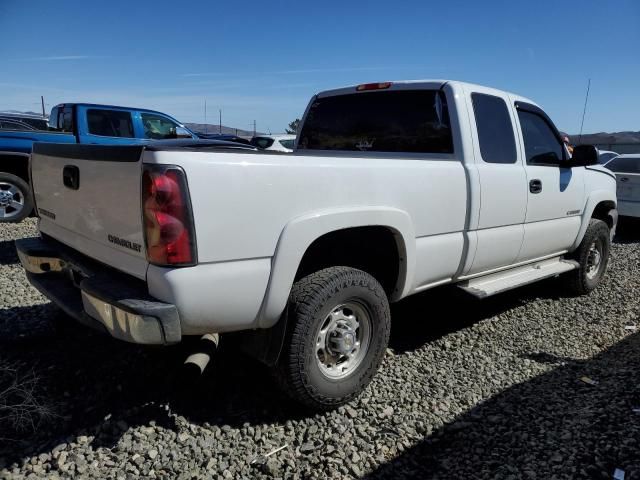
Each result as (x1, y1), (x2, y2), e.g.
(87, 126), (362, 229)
(458, 257), (578, 298)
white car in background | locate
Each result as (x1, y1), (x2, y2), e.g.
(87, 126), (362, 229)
(251, 134), (296, 152)
(598, 150), (619, 164)
(605, 154), (640, 217)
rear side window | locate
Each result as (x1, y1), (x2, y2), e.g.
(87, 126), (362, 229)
(279, 139), (295, 149)
(87, 109), (134, 138)
(472, 93), (517, 164)
(606, 157), (640, 174)
(518, 111), (564, 165)
(298, 90), (453, 154)
(251, 137), (275, 149)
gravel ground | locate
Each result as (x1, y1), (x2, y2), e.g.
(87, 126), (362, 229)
(0, 218), (639, 479)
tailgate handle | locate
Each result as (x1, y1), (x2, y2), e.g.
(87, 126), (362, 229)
(63, 165), (80, 190)
(620, 177), (629, 183)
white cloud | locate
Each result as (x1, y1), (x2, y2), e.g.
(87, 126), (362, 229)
(16, 55), (106, 62)
(181, 65), (410, 78)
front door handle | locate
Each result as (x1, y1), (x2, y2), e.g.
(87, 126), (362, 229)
(529, 179), (542, 194)
(620, 177), (629, 183)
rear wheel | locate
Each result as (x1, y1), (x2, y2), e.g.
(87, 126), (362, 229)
(0, 173), (32, 223)
(563, 219), (610, 295)
(276, 267), (391, 410)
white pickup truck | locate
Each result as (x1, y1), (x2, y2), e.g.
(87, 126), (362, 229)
(17, 80), (617, 409)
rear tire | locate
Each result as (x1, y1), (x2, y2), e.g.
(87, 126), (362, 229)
(0, 173), (32, 223)
(563, 219), (610, 295)
(276, 267), (391, 410)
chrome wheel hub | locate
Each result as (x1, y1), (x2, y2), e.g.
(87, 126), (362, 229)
(586, 239), (603, 280)
(0, 182), (24, 219)
(316, 302), (371, 379)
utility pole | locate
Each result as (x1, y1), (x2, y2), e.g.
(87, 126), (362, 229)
(204, 100), (207, 134)
(219, 109), (222, 134)
(41, 96), (46, 118)
(252, 120), (256, 137)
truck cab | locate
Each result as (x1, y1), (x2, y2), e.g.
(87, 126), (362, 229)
(48, 103), (197, 145)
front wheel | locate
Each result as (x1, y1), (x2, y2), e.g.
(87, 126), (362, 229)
(0, 173), (33, 223)
(276, 267), (391, 410)
(563, 219), (611, 295)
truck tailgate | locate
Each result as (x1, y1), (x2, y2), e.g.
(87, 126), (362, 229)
(31, 143), (148, 279)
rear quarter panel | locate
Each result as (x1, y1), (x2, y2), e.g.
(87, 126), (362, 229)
(144, 149), (469, 328)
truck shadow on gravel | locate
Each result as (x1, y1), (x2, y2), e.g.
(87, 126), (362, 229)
(365, 331), (640, 480)
(1, 236), (638, 470)
(614, 218), (640, 244)
(0, 240), (19, 265)
(0, 276), (586, 467)
(389, 280), (563, 354)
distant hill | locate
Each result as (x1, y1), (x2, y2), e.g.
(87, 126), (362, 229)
(568, 131), (640, 146)
(184, 123), (262, 137)
(0, 110), (47, 117)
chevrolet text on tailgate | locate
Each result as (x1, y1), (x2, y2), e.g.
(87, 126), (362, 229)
(17, 80), (617, 409)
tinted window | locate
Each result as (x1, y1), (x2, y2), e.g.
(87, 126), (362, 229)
(0, 120), (32, 131)
(298, 90), (453, 154)
(606, 156), (640, 174)
(518, 111), (564, 165)
(598, 152), (618, 164)
(472, 93), (517, 164)
(279, 139), (295, 149)
(87, 109), (134, 137)
(141, 113), (182, 139)
(16, 117), (48, 130)
(251, 137), (275, 149)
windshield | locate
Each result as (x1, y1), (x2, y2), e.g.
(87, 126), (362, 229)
(298, 89), (453, 154)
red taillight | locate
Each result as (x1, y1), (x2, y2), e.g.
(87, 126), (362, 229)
(356, 82), (392, 91)
(142, 165), (196, 266)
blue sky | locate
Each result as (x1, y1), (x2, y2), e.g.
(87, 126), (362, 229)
(1, 0), (638, 134)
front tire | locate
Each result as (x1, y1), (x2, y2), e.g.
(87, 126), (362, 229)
(276, 267), (391, 410)
(564, 219), (611, 295)
(0, 173), (32, 223)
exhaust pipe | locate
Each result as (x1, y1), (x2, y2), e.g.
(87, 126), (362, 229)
(183, 333), (219, 375)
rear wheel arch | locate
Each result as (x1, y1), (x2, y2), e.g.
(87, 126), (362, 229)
(0, 153), (30, 182)
(257, 207), (415, 329)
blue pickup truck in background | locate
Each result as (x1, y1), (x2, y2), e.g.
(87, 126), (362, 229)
(0, 103), (199, 222)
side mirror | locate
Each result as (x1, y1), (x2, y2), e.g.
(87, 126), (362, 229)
(570, 145), (599, 167)
(175, 126), (194, 139)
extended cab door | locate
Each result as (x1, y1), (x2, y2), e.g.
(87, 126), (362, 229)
(463, 87), (527, 275)
(513, 102), (585, 261)
(76, 106), (145, 145)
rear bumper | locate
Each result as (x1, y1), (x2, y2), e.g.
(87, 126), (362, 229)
(16, 236), (181, 345)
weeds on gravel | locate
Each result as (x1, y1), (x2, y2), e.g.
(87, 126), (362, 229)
(0, 361), (55, 439)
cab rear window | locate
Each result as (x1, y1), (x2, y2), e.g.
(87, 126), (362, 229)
(298, 90), (453, 154)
